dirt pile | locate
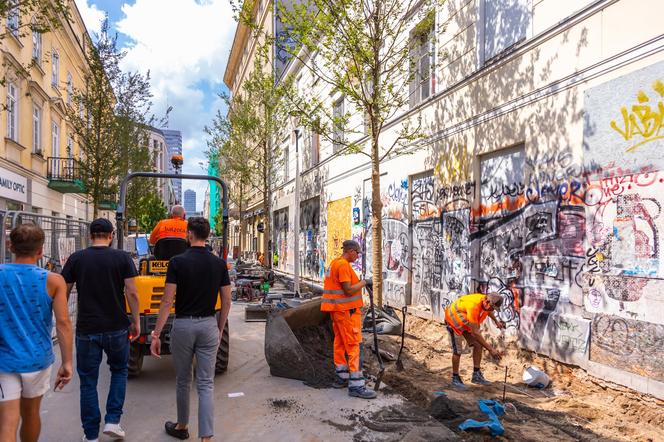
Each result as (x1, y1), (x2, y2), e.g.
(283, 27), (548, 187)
(362, 314), (664, 442)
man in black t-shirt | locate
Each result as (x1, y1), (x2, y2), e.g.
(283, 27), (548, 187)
(150, 217), (231, 442)
(61, 218), (140, 442)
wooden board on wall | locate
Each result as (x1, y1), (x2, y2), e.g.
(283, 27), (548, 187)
(326, 197), (352, 267)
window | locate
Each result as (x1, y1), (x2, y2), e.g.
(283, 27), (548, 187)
(32, 26), (43, 64)
(7, 83), (18, 141)
(51, 50), (60, 87)
(66, 133), (73, 157)
(51, 121), (60, 156)
(66, 72), (73, 105)
(32, 104), (42, 153)
(409, 17), (434, 108)
(283, 137), (290, 182)
(481, 0), (531, 63)
(6, 1), (19, 38)
(332, 96), (344, 153)
(310, 132), (319, 167)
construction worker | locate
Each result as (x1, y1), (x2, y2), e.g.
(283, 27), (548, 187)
(321, 240), (376, 399)
(149, 205), (187, 245)
(445, 292), (505, 389)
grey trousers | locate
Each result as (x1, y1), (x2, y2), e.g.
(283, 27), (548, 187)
(170, 317), (219, 438)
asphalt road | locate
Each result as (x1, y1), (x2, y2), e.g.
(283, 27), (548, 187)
(40, 304), (456, 441)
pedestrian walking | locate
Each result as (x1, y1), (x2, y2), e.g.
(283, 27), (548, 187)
(321, 240), (376, 399)
(150, 217), (232, 441)
(0, 223), (73, 442)
(61, 218), (140, 441)
(444, 292), (505, 389)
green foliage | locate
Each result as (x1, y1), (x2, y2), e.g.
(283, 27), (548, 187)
(66, 19), (157, 218)
(136, 193), (167, 233)
(271, 0), (445, 306)
(213, 208), (224, 236)
(0, 0), (69, 39)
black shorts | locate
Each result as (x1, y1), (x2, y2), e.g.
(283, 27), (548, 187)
(446, 324), (471, 355)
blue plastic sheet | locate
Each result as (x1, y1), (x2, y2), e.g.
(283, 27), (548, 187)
(458, 399), (505, 437)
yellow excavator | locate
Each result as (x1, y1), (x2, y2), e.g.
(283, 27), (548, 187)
(115, 168), (229, 377)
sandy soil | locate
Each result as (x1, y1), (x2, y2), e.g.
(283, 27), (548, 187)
(362, 313), (664, 442)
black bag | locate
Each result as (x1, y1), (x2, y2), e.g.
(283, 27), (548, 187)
(362, 305), (403, 335)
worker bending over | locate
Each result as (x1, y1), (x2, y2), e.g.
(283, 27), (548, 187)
(321, 240), (376, 399)
(149, 205), (187, 245)
(445, 293), (505, 389)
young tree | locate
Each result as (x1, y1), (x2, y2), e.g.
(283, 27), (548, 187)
(206, 98), (256, 259)
(277, 0), (443, 307)
(136, 193), (168, 232)
(67, 19), (157, 218)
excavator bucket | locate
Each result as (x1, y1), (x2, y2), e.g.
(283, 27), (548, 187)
(264, 298), (335, 387)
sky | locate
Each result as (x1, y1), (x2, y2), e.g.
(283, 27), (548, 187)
(74, 0), (237, 211)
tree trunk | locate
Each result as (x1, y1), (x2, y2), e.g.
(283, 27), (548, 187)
(370, 135), (383, 308)
(262, 140), (271, 269)
(238, 181), (244, 258)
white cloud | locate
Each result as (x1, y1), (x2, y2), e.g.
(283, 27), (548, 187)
(115, 0), (236, 211)
(74, 0), (105, 35)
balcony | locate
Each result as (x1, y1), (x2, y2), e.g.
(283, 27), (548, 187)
(47, 157), (86, 193)
(98, 190), (118, 210)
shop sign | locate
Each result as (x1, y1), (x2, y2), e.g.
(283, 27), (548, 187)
(0, 167), (28, 203)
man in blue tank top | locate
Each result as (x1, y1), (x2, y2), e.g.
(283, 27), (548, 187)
(0, 223), (73, 442)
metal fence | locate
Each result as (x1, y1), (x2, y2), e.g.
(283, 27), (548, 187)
(1, 211), (90, 334)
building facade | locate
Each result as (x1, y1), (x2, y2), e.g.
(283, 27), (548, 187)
(147, 126), (174, 208)
(183, 188), (196, 214)
(1, 3), (94, 220)
(227, 0), (664, 397)
(223, 0), (272, 260)
(163, 129), (183, 204)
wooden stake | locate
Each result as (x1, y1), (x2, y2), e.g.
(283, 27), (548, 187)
(502, 366), (508, 402)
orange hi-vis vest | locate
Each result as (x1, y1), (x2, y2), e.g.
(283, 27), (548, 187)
(321, 257), (364, 312)
(445, 294), (490, 335)
(149, 217), (187, 245)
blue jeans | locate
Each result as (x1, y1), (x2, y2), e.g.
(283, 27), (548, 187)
(76, 328), (129, 440)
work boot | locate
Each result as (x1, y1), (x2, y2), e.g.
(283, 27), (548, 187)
(451, 375), (467, 390)
(332, 375), (348, 389)
(471, 370), (492, 385)
(348, 386), (377, 399)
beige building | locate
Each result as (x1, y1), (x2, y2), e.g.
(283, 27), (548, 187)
(1, 2), (93, 220)
(228, 0), (664, 397)
(223, 0), (273, 260)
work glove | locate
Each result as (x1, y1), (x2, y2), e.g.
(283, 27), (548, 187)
(364, 278), (373, 288)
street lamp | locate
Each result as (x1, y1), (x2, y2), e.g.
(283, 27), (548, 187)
(293, 127), (301, 297)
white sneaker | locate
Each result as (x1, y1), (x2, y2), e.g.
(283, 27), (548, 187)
(82, 436), (98, 442)
(103, 422), (126, 439)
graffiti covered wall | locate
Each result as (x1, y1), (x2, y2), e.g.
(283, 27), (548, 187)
(326, 197), (352, 267)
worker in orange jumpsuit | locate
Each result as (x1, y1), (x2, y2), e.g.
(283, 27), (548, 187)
(321, 240), (376, 399)
(149, 205), (188, 245)
(445, 293), (505, 389)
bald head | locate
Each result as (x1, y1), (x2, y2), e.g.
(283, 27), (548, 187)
(171, 205), (185, 219)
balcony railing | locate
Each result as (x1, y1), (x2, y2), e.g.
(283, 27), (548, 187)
(47, 157), (86, 193)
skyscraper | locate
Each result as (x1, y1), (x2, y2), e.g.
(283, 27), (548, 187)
(163, 129), (183, 204)
(184, 189), (197, 214)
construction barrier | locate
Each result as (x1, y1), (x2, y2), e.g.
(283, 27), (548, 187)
(1, 211), (90, 334)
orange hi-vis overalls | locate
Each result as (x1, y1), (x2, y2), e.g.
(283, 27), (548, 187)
(445, 294), (490, 335)
(321, 256), (364, 388)
(149, 217), (188, 245)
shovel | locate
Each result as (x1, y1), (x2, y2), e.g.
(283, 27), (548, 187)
(395, 305), (407, 371)
(366, 284), (385, 390)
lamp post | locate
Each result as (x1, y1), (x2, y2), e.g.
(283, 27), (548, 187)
(293, 127), (301, 297)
